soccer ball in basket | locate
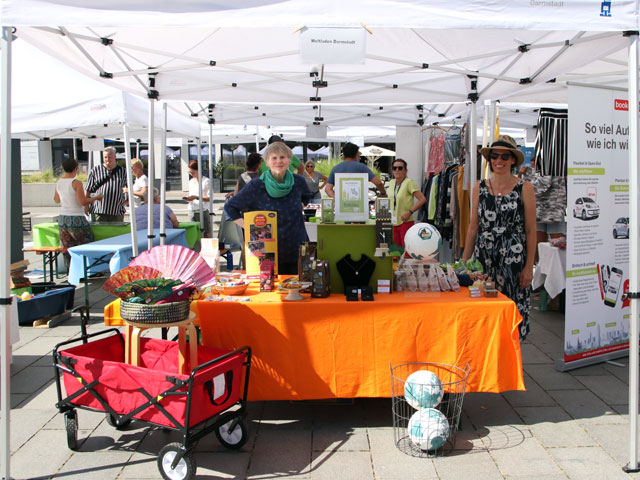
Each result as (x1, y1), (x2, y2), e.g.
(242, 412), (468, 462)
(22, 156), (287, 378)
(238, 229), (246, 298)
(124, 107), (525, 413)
(407, 408), (450, 451)
(404, 370), (444, 409)
(403, 223), (442, 261)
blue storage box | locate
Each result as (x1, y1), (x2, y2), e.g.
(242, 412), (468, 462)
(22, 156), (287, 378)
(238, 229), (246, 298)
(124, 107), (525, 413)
(30, 282), (75, 310)
(17, 287), (75, 326)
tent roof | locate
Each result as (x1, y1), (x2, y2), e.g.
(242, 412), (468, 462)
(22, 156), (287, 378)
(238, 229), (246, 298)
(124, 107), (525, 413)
(9, 38), (201, 139)
(3, 1), (638, 129)
(3, 0), (638, 30)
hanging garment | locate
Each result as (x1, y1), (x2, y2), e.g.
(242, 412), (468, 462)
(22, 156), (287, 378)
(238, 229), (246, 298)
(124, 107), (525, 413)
(427, 132), (445, 175)
(534, 108), (568, 177)
(444, 127), (462, 167)
(457, 165), (470, 247)
(521, 166), (567, 224)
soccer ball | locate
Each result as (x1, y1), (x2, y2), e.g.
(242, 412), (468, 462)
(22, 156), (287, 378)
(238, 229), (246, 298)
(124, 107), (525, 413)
(404, 370), (444, 409)
(407, 408), (450, 451)
(403, 223), (442, 261)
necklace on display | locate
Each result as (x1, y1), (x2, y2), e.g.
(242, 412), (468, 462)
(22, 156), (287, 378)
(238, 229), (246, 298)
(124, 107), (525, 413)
(344, 257), (369, 276)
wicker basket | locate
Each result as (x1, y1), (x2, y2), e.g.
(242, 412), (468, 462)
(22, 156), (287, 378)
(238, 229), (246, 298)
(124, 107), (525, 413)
(119, 299), (191, 324)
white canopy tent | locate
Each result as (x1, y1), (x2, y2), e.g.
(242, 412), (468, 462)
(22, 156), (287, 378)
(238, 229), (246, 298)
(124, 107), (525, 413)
(359, 144), (395, 164)
(9, 40), (201, 141)
(1, 1), (640, 478)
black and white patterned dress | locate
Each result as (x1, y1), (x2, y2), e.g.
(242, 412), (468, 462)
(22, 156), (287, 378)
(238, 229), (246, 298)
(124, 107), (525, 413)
(474, 179), (530, 340)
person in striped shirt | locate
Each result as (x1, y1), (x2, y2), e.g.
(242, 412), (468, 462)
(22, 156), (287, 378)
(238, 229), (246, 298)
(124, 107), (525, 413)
(85, 146), (128, 222)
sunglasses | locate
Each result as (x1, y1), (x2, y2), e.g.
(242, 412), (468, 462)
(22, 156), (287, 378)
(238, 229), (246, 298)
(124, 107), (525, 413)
(489, 152), (513, 161)
(392, 165), (405, 171)
(306, 165), (314, 168)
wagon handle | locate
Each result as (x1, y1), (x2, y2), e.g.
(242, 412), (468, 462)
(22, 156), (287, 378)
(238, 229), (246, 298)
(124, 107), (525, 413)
(203, 371), (233, 406)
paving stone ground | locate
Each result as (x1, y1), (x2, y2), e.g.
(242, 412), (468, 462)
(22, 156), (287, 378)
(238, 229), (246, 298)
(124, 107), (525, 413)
(6, 193), (640, 479)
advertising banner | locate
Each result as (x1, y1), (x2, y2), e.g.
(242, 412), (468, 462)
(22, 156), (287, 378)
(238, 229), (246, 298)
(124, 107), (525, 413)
(563, 84), (631, 369)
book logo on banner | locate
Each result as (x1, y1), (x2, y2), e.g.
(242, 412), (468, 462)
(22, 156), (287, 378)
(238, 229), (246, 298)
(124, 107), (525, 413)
(600, 0), (611, 17)
(614, 99), (640, 112)
(299, 27), (366, 65)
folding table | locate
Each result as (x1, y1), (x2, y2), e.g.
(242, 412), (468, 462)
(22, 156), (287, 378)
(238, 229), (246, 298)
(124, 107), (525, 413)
(67, 228), (188, 305)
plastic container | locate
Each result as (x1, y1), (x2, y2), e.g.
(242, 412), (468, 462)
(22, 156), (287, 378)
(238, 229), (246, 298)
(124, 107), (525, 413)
(390, 362), (470, 457)
(17, 287), (75, 326)
(30, 282), (75, 310)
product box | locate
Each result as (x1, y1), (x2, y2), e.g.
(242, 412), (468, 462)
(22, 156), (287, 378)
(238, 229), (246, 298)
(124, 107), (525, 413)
(311, 259), (330, 298)
(244, 211), (278, 279)
(259, 255), (275, 292)
(321, 198), (334, 224)
(298, 242), (317, 284)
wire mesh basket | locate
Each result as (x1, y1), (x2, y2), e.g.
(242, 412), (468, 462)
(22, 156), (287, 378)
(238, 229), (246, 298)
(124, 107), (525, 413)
(119, 299), (191, 324)
(390, 361), (470, 457)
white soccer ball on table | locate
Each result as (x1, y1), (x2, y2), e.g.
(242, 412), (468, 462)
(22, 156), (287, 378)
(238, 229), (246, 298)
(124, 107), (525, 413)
(403, 223), (442, 261)
(407, 408), (450, 451)
(404, 369), (444, 409)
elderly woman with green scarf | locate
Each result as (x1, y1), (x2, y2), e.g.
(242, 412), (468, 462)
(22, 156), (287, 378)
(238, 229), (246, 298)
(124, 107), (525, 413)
(224, 142), (313, 274)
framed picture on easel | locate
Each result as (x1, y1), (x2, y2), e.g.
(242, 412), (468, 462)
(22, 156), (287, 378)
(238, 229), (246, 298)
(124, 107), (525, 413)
(334, 173), (369, 222)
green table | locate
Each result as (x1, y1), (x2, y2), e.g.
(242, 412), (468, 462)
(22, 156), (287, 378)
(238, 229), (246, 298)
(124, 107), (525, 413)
(33, 222), (202, 249)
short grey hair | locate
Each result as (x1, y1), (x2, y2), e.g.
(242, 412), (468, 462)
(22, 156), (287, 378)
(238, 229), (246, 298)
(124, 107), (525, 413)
(104, 146), (117, 157)
(264, 142), (292, 162)
(142, 187), (159, 204)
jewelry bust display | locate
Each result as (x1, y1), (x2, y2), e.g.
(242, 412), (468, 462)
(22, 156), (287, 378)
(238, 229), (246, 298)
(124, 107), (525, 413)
(336, 253), (376, 289)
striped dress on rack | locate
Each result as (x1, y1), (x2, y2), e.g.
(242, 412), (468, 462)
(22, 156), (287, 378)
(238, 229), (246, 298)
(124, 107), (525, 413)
(533, 108), (568, 177)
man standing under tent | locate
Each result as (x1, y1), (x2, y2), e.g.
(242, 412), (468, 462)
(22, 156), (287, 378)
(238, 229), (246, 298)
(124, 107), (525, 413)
(325, 142), (387, 199)
(259, 135), (304, 175)
(85, 146), (128, 222)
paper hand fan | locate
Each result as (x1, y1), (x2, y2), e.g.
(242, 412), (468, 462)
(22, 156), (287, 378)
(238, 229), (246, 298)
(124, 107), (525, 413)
(102, 265), (162, 297)
(129, 244), (216, 287)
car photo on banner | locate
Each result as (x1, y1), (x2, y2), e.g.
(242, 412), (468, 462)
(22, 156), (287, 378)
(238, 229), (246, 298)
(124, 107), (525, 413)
(572, 197), (600, 220)
(613, 217), (629, 239)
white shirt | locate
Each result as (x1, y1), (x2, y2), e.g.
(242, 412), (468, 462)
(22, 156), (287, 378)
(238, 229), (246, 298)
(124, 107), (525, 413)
(56, 178), (85, 216)
(132, 174), (148, 208)
(188, 176), (211, 212)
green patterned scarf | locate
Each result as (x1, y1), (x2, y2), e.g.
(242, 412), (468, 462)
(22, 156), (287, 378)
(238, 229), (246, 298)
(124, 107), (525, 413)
(261, 169), (294, 198)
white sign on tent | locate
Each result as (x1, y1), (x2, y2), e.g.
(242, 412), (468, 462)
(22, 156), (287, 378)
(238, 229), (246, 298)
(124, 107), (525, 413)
(299, 27), (366, 65)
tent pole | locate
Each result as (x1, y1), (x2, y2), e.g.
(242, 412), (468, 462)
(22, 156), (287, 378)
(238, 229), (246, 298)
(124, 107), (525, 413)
(255, 125), (260, 153)
(625, 31), (640, 474)
(0, 26), (13, 480)
(197, 138), (204, 238)
(469, 101), (477, 214)
(159, 103), (168, 245)
(147, 98), (155, 251)
(123, 125), (138, 257)
(208, 124), (214, 236)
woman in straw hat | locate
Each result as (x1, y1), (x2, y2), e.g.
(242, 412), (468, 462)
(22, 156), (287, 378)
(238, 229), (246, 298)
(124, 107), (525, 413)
(462, 135), (537, 340)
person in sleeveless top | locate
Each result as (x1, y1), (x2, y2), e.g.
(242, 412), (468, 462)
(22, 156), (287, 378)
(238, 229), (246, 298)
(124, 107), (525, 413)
(462, 135), (536, 340)
(54, 158), (103, 266)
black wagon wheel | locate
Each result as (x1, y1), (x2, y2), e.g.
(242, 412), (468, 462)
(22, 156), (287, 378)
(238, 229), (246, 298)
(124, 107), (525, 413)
(64, 410), (78, 451)
(105, 413), (132, 430)
(582, 210), (587, 220)
(215, 417), (248, 450)
(158, 442), (196, 480)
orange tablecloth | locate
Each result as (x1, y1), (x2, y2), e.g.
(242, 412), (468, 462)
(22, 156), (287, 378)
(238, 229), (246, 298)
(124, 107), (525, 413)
(195, 288), (525, 401)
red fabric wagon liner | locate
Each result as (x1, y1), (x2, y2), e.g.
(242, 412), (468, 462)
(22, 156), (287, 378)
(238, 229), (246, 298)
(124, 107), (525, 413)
(60, 334), (245, 428)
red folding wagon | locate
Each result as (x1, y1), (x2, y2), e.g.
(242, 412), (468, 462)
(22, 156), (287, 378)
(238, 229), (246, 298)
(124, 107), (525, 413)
(53, 328), (252, 480)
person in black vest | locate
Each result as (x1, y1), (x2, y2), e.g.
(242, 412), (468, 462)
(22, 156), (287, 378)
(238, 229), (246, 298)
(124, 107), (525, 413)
(85, 146), (127, 222)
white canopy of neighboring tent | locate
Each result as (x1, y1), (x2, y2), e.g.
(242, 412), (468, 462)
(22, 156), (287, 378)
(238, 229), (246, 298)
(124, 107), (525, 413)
(135, 147), (180, 159)
(359, 144), (395, 160)
(9, 39), (201, 140)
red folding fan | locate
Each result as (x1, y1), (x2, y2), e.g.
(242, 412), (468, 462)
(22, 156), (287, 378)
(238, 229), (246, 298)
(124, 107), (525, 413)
(129, 244), (216, 288)
(102, 265), (163, 297)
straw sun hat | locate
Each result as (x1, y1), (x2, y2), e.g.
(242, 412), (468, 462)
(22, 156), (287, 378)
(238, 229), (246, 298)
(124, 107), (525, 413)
(480, 135), (525, 168)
